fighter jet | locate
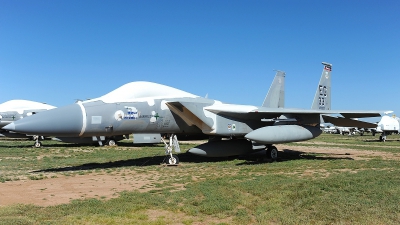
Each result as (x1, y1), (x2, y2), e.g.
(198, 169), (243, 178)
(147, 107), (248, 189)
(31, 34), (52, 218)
(0, 100), (56, 146)
(45, 69), (287, 147)
(4, 63), (383, 165)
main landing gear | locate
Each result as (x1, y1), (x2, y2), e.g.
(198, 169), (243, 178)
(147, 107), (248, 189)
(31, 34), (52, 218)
(265, 145), (278, 161)
(93, 136), (117, 146)
(379, 132), (387, 142)
(266, 145), (278, 160)
(161, 134), (180, 165)
(105, 139), (116, 146)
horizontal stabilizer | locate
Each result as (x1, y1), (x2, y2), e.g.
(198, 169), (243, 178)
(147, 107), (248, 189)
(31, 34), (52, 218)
(340, 113), (382, 118)
(205, 104), (383, 120)
(322, 115), (377, 128)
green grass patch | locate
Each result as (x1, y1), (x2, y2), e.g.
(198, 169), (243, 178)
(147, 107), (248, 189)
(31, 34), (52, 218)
(0, 135), (399, 224)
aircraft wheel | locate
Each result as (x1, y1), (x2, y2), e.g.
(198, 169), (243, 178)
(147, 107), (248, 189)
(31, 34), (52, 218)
(266, 146), (278, 160)
(34, 141), (42, 148)
(166, 154), (179, 165)
(107, 139), (116, 146)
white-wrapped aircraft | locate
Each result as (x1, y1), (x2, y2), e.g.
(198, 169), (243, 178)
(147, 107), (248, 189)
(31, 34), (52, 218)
(371, 113), (400, 141)
(0, 100), (56, 146)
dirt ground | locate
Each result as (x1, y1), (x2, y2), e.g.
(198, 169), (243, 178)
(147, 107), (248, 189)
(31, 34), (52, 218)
(1, 144), (399, 207)
(0, 172), (162, 207)
(277, 143), (400, 161)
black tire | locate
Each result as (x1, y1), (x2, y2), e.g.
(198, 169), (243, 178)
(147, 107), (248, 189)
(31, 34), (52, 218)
(166, 155), (179, 165)
(266, 146), (278, 160)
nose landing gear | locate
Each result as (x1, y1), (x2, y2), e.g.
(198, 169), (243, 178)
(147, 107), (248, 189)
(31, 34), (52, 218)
(33, 135), (43, 148)
(161, 134), (180, 165)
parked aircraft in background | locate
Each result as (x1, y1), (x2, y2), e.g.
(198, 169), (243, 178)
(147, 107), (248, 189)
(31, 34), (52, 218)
(0, 100), (56, 146)
(4, 63), (383, 165)
(336, 126), (359, 135)
(322, 124), (367, 135)
(371, 113), (400, 141)
(321, 124), (339, 134)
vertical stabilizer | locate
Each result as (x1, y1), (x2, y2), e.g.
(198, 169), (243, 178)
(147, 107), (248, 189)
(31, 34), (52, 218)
(311, 62), (332, 110)
(262, 70), (285, 108)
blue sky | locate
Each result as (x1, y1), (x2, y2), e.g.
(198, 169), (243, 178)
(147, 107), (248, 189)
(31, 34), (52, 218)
(1, 0), (399, 119)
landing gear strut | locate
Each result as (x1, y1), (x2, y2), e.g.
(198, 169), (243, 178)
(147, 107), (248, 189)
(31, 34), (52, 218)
(380, 132), (387, 142)
(33, 135), (43, 148)
(161, 134), (180, 165)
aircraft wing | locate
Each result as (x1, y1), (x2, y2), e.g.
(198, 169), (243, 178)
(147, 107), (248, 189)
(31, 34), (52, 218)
(321, 115), (378, 128)
(205, 104), (383, 119)
(167, 101), (384, 126)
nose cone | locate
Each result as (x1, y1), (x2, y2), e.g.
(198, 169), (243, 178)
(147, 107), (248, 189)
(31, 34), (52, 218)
(3, 103), (83, 137)
(3, 122), (15, 131)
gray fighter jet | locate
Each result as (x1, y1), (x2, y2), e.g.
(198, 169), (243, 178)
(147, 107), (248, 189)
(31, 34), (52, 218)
(4, 63), (382, 164)
(42, 69), (287, 147)
(0, 100), (56, 146)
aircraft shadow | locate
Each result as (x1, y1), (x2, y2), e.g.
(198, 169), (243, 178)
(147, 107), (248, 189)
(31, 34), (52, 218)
(0, 143), (37, 148)
(364, 139), (400, 143)
(279, 149), (354, 161)
(236, 148), (354, 165)
(32, 152), (237, 173)
(0, 140), (97, 148)
(32, 148), (353, 173)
